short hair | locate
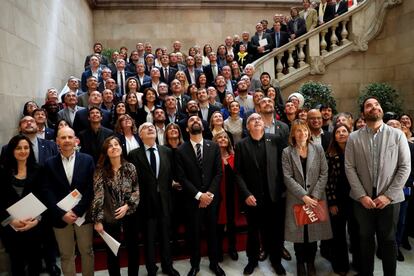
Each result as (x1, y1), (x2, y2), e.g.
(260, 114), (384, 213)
(88, 106), (102, 117)
(288, 119), (311, 146)
(260, 72), (271, 79)
(32, 108), (47, 118)
(360, 96), (380, 113)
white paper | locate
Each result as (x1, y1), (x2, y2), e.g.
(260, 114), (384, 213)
(57, 189), (85, 226)
(99, 231), (121, 256)
(7, 193), (47, 220)
(259, 38), (268, 47)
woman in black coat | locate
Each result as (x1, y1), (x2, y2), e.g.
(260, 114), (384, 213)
(0, 135), (43, 275)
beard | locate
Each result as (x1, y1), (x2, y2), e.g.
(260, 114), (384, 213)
(364, 108), (383, 122)
(189, 123), (203, 134)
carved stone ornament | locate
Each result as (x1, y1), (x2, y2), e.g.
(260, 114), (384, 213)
(353, 35), (369, 52)
(385, 0), (402, 8)
(310, 57), (326, 75)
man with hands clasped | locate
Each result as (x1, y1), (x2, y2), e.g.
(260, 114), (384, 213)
(345, 97), (411, 276)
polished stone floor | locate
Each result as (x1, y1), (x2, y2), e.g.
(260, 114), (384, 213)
(89, 237), (414, 276)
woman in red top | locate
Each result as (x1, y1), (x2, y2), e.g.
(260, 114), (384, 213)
(213, 130), (239, 262)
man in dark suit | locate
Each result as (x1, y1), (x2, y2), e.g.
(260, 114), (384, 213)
(334, 0), (348, 17)
(317, 0), (336, 25)
(235, 113), (287, 275)
(159, 54), (178, 86)
(271, 21), (289, 49)
(73, 91), (112, 135)
(136, 63), (152, 87)
(196, 88), (220, 123)
(128, 122), (179, 276)
(287, 7), (307, 40)
(111, 58), (135, 99)
(170, 79), (191, 114)
(83, 42), (108, 69)
(250, 22), (274, 60)
(164, 95), (185, 125)
(97, 67), (113, 93)
(176, 115), (225, 276)
(184, 56), (202, 85)
(78, 107), (113, 163)
(178, 100), (212, 142)
(81, 55), (103, 92)
(43, 126), (95, 276)
(141, 67), (162, 93)
(307, 109), (331, 151)
(203, 52), (222, 86)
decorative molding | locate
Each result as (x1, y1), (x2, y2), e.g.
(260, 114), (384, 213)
(352, 35), (369, 52)
(87, 0), (302, 10)
(309, 57), (326, 75)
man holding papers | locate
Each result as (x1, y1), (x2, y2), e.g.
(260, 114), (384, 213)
(43, 127), (95, 276)
(0, 135), (44, 275)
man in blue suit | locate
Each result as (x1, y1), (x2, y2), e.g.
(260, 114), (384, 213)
(81, 55), (103, 92)
(43, 126), (95, 276)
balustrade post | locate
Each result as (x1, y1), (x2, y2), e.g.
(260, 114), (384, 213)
(330, 24), (339, 50)
(287, 47), (295, 73)
(320, 29), (328, 55)
(298, 41), (306, 68)
(276, 53), (284, 79)
(341, 18), (349, 44)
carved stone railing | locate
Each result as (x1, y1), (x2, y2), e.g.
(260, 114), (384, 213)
(252, 0), (403, 88)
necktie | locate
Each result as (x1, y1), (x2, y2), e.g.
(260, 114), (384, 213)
(276, 32), (280, 48)
(176, 97), (181, 112)
(196, 143), (202, 168)
(148, 148), (157, 176)
(164, 67), (169, 81)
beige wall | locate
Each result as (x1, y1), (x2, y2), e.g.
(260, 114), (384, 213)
(283, 0), (414, 116)
(93, 8), (291, 53)
(0, 0), (93, 144)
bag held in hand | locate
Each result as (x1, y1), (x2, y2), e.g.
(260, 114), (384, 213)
(293, 200), (328, 226)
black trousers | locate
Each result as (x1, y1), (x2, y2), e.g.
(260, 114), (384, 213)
(143, 215), (173, 274)
(294, 225), (317, 264)
(353, 201), (400, 276)
(245, 198), (285, 265)
(103, 223), (122, 276)
(187, 200), (219, 268)
(122, 213), (141, 276)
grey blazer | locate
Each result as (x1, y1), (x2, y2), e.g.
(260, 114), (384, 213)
(282, 143), (332, 243)
(345, 124), (411, 203)
(57, 106), (85, 127)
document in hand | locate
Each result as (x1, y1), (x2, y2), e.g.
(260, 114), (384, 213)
(7, 192), (47, 220)
(99, 231), (121, 256)
(57, 189), (85, 226)
(259, 38), (268, 47)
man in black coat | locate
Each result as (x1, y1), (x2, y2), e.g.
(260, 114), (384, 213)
(176, 115), (225, 276)
(235, 113), (287, 275)
(128, 122), (179, 276)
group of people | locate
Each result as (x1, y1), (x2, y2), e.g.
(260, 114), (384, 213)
(1, 1), (411, 276)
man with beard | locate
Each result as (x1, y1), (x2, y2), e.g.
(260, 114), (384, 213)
(235, 113), (287, 275)
(176, 115), (225, 276)
(307, 109), (331, 151)
(84, 42), (108, 69)
(178, 100), (212, 142)
(345, 97), (410, 276)
(153, 107), (167, 145)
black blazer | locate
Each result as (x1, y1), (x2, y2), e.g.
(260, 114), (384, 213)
(203, 64), (222, 86)
(73, 108), (112, 135)
(287, 17), (307, 38)
(318, 3), (336, 23)
(270, 31), (290, 49)
(178, 116), (212, 142)
(334, 0), (348, 16)
(250, 32), (274, 59)
(128, 145), (174, 218)
(42, 152), (95, 228)
(198, 104), (220, 124)
(176, 140), (222, 202)
(79, 126), (114, 163)
(184, 68), (202, 85)
(235, 133), (287, 203)
(159, 66), (178, 85)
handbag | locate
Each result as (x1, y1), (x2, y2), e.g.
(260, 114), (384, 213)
(293, 200), (328, 226)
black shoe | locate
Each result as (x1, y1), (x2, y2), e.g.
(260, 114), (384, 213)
(243, 262), (258, 275)
(187, 267), (199, 276)
(306, 262), (316, 276)
(209, 264), (225, 276)
(228, 250), (239, 261)
(148, 265), (159, 276)
(47, 265), (61, 276)
(163, 266), (180, 276)
(258, 249), (268, 261)
(272, 262), (286, 275)
(397, 248), (405, 262)
(281, 247), (292, 261)
(296, 263), (306, 276)
(402, 239), (412, 250)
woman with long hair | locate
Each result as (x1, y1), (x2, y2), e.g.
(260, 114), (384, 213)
(22, 101), (39, 117)
(123, 77), (143, 107)
(136, 87), (159, 127)
(125, 91), (140, 122)
(0, 135), (43, 275)
(224, 101), (244, 145)
(196, 73), (208, 89)
(230, 61), (242, 81)
(187, 83), (198, 100)
(175, 71), (189, 93)
(202, 44), (213, 66)
(325, 124), (356, 275)
(213, 131), (239, 262)
(114, 114), (141, 158)
(112, 102), (127, 127)
(282, 119), (331, 276)
(92, 136), (139, 276)
(400, 113), (414, 139)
